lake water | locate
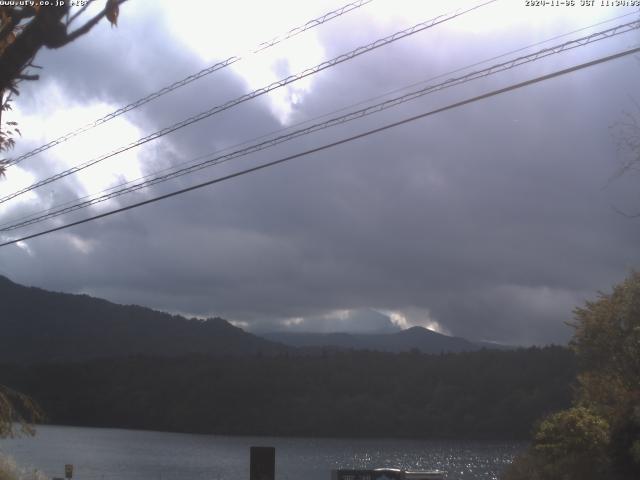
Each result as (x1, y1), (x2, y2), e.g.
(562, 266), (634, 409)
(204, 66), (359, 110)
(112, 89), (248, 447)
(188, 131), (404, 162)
(0, 425), (525, 480)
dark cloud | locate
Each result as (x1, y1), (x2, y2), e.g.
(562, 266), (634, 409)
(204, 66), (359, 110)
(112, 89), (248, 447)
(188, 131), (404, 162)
(1, 2), (639, 346)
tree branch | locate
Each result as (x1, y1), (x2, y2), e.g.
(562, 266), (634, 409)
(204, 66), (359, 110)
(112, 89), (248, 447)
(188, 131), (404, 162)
(67, 0), (97, 27)
(61, 0), (127, 47)
(16, 73), (39, 81)
(0, 5), (68, 91)
(611, 204), (640, 218)
(0, 0), (127, 105)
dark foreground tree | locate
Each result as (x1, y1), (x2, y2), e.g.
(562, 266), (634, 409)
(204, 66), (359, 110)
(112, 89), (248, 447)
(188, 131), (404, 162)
(0, 385), (42, 438)
(571, 271), (640, 477)
(0, 0), (126, 175)
(503, 272), (640, 480)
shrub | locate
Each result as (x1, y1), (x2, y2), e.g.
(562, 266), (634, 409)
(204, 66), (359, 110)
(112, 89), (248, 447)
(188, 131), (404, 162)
(0, 454), (46, 480)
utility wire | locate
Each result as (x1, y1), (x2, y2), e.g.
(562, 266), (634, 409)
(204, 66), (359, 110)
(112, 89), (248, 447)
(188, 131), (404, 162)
(1, 45), (638, 249)
(2, 18), (637, 232)
(14, 8), (635, 229)
(328, 9), (640, 122)
(0, 0), (497, 206)
(4, 0), (375, 168)
(4, 6), (636, 234)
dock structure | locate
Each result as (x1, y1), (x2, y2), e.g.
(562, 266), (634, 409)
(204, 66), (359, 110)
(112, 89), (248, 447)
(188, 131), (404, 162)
(248, 447), (445, 480)
(332, 468), (445, 480)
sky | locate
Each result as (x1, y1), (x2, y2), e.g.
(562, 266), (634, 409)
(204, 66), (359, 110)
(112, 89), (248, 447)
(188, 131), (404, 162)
(0, 0), (639, 345)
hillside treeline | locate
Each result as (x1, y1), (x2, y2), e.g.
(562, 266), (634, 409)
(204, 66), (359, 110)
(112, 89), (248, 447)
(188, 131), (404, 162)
(0, 346), (575, 439)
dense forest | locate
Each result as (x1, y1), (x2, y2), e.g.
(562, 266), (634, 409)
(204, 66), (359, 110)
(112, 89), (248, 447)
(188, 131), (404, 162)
(0, 346), (575, 440)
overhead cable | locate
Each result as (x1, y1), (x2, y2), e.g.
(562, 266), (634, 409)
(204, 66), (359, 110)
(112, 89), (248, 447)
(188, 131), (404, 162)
(3, 18), (638, 232)
(0, 0), (497, 205)
(4, 0), (376, 168)
(1, 45), (638, 248)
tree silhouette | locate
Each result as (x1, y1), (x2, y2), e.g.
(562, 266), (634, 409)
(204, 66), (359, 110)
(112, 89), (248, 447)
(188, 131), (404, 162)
(0, 0), (126, 175)
(503, 271), (640, 480)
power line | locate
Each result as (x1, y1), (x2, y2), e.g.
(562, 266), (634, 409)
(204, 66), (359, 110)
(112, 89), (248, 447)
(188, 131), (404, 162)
(1, 45), (637, 249)
(3, 18), (637, 232)
(4, 0), (376, 168)
(0, 0), (497, 206)
(332, 9), (640, 120)
(3, 15), (636, 231)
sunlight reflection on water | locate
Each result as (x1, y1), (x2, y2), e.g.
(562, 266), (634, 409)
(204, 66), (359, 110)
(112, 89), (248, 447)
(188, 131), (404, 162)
(0, 425), (526, 480)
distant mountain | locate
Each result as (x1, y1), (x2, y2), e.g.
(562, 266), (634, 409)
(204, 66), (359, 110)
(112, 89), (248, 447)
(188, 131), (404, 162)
(261, 326), (502, 354)
(0, 276), (286, 363)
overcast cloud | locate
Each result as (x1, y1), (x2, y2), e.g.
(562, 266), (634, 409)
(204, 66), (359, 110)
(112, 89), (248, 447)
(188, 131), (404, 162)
(0, 0), (638, 345)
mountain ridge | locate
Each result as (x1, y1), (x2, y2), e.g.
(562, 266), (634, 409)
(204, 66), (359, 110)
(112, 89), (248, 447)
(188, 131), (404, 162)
(0, 275), (286, 362)
(0, 275), (509, 362)
(260, 325), (508, 354)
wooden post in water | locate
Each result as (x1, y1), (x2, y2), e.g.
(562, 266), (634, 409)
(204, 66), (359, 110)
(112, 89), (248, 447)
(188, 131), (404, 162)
(249, 446), (275, 480)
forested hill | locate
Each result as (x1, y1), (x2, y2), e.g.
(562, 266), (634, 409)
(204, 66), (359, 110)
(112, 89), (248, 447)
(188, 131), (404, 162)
(0, 275), (576, 439)
(0, 347), (576, 440)
(0, 275), (511, 363)
(0, 275), (286, 362)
